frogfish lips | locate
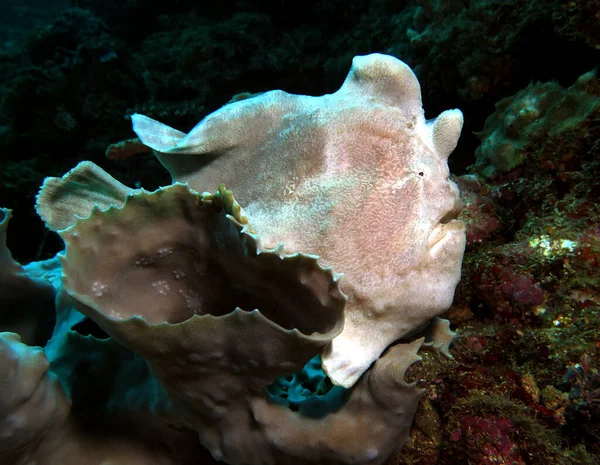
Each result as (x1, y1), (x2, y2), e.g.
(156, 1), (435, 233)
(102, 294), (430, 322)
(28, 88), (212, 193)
(427, 193), (465, 253)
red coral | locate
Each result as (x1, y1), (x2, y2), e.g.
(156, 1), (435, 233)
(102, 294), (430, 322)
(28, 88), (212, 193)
(472, 250), (545, 323)
(450, 415), (525, 465)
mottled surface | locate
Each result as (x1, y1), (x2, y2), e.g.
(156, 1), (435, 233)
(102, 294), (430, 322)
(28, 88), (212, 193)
(133, 54), (465, 387)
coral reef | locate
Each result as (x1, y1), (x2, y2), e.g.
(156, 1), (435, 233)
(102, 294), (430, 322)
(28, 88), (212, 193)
(388, 69), (600, 464)
(0, 0), (599, 463)
(473, 70), (600, 178)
